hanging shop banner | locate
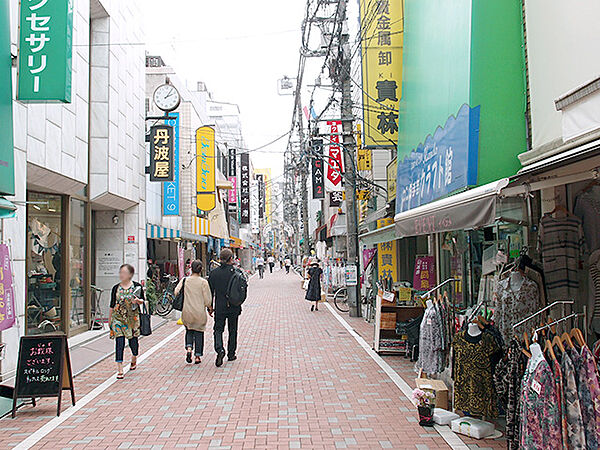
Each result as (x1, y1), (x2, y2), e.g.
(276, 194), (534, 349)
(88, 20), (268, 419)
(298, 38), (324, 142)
(228, 175), (237, 208)
(149, 124), (174, 183)
(326, 121), (344, 189)
(396, 104), (480, 213)
(196, 126), (216, 212)
(0, 244), (16, 331)
(228, 147), (236, 177)
(330, 191), (344, 208)
(377, 218), (397, 282)
(240, 153), (250, 224)
(256, 174), (265, 218)
(386, 158), (397, 202)
(250, 179), (259, 233)
(360, 0), (403, 147)
(356, 124), (372, 171)
(163, 114), (180, 215)
(18, 0), (73, 102)
(413, 256), (436, 291)
(362, 248), (377, 269)
(0, 3), (14, 196)
(311, 139), (325, 199)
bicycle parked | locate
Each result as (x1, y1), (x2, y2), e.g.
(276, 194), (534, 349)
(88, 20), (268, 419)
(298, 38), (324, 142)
(154, 274), (179, 317)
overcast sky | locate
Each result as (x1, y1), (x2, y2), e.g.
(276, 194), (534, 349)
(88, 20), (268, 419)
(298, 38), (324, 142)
(143, 0), (309, 177)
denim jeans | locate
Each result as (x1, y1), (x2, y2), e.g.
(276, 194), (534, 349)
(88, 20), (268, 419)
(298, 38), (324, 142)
(214, 311), (239, 358)
(185, 329), (204, 356)
(115, 336), (139, 363)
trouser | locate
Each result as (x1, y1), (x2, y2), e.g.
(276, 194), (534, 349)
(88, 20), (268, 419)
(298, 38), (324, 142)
(214, 311), (239, 358)
(115, 336), (139, 363)
(258, 266), (264, 278)
(269, 263), (274, 273)
(286, 266), (290, 273)
(185, 329), (204, 356)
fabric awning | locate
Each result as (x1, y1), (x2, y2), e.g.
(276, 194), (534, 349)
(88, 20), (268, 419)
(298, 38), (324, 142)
(207, 197), (230, 240)
(147, 224), (181, 240)
(359, 224), (396, 246)
(180, 231), (208, 243)
(394, 179), (510, 238)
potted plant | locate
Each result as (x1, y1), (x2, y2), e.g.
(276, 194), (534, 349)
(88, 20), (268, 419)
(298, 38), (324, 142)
(412, 388), (435, 427)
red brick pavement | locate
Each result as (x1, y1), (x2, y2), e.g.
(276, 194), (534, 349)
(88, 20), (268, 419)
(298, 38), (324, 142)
(1, 270), (460, 449)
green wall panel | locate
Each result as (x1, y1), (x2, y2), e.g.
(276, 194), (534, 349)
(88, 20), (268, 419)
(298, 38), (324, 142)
(0, 2), (14, 196)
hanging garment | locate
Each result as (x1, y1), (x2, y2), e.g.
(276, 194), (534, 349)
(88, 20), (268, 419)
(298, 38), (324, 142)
(417, 306), (444, 374)
(574, 187), (600, 254)
(495, 271), (542, 343)
(580, 346), (600, 444)
(588, 255), (600, 336)
(494, 339), (527, 450)
(538, 215), (585, 301)
(550, 358), (567, 450)
(520, 354), (562, 450)
(568, 348), (598, 449)
(452, 331), (500, 418)
(561, 352), (586, 450)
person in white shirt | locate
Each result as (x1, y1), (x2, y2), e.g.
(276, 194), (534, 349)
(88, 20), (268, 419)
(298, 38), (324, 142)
(284, 257), (292, 274)
(267, 255), (275, 273)
(256, 256), (265, 279)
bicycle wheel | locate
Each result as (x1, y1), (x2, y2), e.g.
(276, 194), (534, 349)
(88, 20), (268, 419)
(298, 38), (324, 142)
(333, 287), (349, 313)
(154, 293), (174, 317)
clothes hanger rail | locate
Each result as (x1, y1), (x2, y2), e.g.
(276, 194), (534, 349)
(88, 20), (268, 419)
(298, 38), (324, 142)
(512, 300), (574, 331)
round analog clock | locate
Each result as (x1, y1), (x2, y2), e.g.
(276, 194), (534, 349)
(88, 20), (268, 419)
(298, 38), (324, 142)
(153, 83), (181, 112)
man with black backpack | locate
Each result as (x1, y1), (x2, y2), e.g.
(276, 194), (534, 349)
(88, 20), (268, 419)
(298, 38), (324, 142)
(208, 249), (247, 367)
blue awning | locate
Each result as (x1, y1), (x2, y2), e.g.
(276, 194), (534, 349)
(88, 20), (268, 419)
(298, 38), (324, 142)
(146, 224), (180, 240)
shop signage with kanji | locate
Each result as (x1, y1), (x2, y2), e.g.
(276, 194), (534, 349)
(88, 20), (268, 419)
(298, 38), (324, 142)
(196, 126), (216, 212)
(228, 147), (236, 177)
(386, 157), (397, 202)
(311, 139), (325, 199)
(256, 174), (265, 218)
(18, 0), (74, 102)
(360, 0), (403, 147)
(163, 113), (180, 215)
(0, 244), (16, 332)
(240, 153), (250, 224)
(149, 125), (174, 182)
(326, 121), (344, 188)
(356, 124), (372, 171)
(413, 256), (436, 291)
(330, 191), (344, 208)
(250, 179), (259, 233)
(377, 218), (397, 282)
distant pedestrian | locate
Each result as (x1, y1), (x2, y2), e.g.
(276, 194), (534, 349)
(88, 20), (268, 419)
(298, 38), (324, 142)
(305, 260), (323, 311)
(174, 260), (213, 364)
(285, 256), (292, 274)
(256, 255), (265, 279)
(109, 264), (145, 379)
(209, 249), (243, 367)
(267, 255), (275, 273)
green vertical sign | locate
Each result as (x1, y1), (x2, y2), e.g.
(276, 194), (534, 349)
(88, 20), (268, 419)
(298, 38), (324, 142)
(17, 0), (73, 103)
(0, 2), (14, 195)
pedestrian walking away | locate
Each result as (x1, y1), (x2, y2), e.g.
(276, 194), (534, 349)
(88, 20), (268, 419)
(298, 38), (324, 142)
(209, 248), (243, 367)
(174, 260), (214, 364)
(305, 259), (323, 311)
(256, 255), (265, 279)
(285, 256), (292, 274)
(109, 264), (145, 379)
(267, 255), (275, 273)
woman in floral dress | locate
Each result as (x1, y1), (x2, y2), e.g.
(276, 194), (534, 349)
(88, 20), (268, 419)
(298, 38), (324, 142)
(109, 264), (145, 379)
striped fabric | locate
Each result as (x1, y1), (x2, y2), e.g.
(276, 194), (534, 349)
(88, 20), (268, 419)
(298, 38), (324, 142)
(146, 224), (181, 239)
(192, 216), (211, 235)
(537, 215), (585, 300)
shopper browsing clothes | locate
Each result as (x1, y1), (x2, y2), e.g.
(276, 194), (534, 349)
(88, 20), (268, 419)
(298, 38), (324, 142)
(174, 260), (213, 364)
(209, 249), (243, 367)
(109, 264), (144, 379)
(305, 259), (323, 311)
(267, 255), (275, 273)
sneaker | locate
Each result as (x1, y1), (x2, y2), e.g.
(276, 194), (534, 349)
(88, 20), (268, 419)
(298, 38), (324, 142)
(216, 352), (225, 367)
(228, 355), (237, 361)
(186, 352), (192, 364)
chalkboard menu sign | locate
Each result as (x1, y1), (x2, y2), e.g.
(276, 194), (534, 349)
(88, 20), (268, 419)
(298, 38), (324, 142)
(12, 335), (75, 417)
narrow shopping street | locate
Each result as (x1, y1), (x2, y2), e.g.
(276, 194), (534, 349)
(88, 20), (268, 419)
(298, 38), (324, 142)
(0, 270), (464, 450)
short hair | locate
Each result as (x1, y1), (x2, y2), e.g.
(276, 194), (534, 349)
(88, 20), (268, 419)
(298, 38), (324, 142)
(120, 264), (135, 275)
(191, 260), (203, 274)
(219, 248), (234, 263)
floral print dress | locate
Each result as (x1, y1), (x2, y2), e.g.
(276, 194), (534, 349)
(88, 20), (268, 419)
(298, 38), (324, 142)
(561, 352), (586, 449)
(110, 285), (140, 340)
(580, 346), (600, 445)
(569, 348), (598, 449)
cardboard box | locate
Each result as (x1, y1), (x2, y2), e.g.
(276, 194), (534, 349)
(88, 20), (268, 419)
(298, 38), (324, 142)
(415, 376), (448, 411)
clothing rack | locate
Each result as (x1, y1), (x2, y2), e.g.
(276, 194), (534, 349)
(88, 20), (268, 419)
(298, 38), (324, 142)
(512, 300), (574, 330)
(533, 307), (587, 340)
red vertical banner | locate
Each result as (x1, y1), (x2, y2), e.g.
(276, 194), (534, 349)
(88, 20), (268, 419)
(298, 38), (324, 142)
(327, 121), (344, 188)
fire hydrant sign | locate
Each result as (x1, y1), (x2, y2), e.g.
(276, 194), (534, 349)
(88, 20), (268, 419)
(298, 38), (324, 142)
(17, 0), (74, 102)
(413, 256), (436, 291)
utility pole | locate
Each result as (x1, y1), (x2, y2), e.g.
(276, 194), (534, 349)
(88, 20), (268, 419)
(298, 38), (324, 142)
(297, 103), (311, 258)
(337, 0), (361, 317)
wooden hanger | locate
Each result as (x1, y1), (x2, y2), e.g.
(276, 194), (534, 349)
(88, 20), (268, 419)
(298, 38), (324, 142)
(552, 335), (565, 354)
(544, 339), (557, 361)
(570, 328), (587, 348)
(523, 331), (530, 351)
(547, 316), (557, 335)
(561, 332), (575, 349)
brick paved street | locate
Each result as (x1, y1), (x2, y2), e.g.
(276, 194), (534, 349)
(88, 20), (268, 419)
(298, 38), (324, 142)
(1, 270), (469, 449)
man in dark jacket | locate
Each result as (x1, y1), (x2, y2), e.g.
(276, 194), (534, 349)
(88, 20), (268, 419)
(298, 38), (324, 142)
(208, 248), (241, 367)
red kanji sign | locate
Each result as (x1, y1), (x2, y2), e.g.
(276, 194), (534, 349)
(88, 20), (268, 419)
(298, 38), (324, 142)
(327, 121), (344, 187)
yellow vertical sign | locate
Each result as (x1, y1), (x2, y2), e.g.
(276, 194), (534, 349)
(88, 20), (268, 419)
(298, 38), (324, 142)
(360, 0), (403, 148)
(377, 218), (397, 282)
(356, 123), (372, 171)
(196, 127), (216, 212)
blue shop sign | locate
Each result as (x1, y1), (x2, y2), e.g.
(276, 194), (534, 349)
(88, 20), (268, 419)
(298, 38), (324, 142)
(163, 113), (180, 216)
(396, 104), (480, 214)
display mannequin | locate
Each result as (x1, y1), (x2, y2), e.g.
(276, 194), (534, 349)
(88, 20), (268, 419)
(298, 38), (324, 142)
(468, 322), (482, 337)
